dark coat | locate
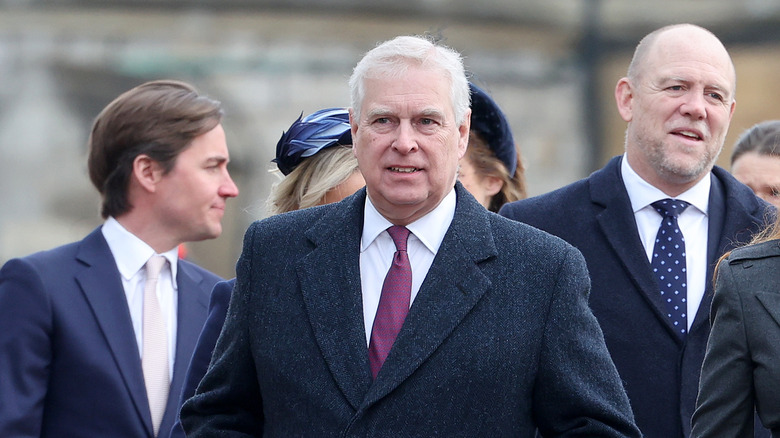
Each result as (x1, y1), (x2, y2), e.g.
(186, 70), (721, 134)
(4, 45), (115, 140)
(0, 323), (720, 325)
(692, 239), (780, 437)
(180, 184), (641, 437)
(0, 227), (217, 438)
(170, 278), (234, 438)
(499, 156), (774, 438)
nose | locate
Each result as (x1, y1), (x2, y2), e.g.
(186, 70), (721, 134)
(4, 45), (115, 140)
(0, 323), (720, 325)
(392, 121), (419, 154)
(219, 169), (239, 198)
(680, 92), (706, 120)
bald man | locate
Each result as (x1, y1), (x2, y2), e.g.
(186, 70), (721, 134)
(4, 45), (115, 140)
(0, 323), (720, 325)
(500, 24), (773, 437)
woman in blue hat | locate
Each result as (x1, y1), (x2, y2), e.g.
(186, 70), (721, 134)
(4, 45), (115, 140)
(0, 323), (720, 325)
(458, 83), (526, 212)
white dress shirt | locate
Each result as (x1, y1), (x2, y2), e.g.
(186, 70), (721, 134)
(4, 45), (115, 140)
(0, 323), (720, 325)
(621, 156), (710, 329)
(359, 189), (456, 345)
(102, 217), (179, 378)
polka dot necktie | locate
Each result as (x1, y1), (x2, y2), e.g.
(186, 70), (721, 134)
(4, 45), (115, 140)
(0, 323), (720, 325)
(651, 199), (690, 337)
(368, 226), (412, 379)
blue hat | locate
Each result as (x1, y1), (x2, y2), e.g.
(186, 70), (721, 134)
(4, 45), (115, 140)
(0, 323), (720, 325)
(469, 83), (517, 177)
(273, 107), (352, 175)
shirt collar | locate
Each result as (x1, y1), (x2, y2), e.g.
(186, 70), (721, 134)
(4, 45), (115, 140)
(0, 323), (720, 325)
(361, 188), (456, 254)
(101, 217), (179, 288)
(621, 154), (710, 216)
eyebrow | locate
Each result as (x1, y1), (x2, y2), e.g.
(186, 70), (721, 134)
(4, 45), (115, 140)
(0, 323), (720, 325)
(664, 76), (733, 97)
(205, 156), (229, 165)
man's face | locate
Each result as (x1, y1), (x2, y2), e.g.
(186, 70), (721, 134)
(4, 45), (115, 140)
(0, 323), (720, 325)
(154, 123), (239, 243)
(617, 27), (736, 194)
(350, 65), (469, 225)
(731, 151), (780, 209)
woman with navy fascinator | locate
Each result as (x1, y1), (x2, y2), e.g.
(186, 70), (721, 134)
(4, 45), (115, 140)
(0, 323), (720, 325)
(268, 107), (365, 214)
(458, 82), (527, 212)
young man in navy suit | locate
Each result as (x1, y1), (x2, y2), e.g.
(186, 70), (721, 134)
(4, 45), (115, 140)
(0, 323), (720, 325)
(180, 35), (640, 437)
(500, 24), (774, 438)
(0, 80), (239, 438)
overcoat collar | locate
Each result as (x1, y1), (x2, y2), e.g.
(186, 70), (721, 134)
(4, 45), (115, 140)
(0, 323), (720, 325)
(296, 183), (497, 411)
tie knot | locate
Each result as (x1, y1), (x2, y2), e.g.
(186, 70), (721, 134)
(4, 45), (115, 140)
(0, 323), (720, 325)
(146, 255), (167, 281)
(652, 198), (690, 218)
(387, 226), (411, 252)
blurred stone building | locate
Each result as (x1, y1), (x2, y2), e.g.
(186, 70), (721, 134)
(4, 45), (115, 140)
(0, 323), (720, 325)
(1, 0), (780, 277)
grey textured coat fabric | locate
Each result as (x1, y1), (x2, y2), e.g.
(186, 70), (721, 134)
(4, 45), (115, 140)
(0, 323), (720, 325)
(180, 183), (640, 437)
(692, 239), (780, 437)
(499, 156), (774, 438)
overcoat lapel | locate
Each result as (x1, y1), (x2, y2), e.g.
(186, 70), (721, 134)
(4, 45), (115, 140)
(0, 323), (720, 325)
(757, 293), (780, 329)
(74, 229), (152, 436)
(362, 185), (496, 407)
(590, 157), (683, 340)
(297, 191), (372, 411)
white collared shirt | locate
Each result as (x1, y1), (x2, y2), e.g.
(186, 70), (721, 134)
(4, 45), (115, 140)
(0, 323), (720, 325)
(102, 217), (179, 378)
(621, 155), (710, 329)
(359, 189), (456, 345)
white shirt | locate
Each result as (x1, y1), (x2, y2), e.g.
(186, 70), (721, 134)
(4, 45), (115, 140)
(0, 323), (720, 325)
(102, 217), (179, 378)
(359, 189), (456, 345)
(621, 155), (710, 329)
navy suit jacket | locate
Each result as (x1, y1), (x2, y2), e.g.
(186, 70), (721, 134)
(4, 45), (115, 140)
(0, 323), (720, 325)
(499, 156), (774, 438)
(0, 227), (218, 438)
(180, 184), (641, 437)
(170, 279), (234, 438)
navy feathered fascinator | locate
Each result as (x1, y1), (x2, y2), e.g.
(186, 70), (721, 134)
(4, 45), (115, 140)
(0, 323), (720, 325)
(469, 83), (517, 177)
(273, 107), (352, 175)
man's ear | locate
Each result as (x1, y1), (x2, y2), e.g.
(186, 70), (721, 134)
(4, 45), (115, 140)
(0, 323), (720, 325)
(458, 109), (472, 159)
(615, 77), (634, 123)
(132, 154), (163, 193)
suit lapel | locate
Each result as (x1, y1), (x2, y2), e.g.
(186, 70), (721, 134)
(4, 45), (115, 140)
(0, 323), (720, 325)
(166, 263), (210, 427)
(362, 185), (496, 407)
(590, 157), (679, 338)
(297, 192), (373, 411)
(74, 229), (152, 435)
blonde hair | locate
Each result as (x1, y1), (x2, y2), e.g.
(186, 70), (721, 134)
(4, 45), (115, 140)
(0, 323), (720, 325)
(267, 146), (359, 214)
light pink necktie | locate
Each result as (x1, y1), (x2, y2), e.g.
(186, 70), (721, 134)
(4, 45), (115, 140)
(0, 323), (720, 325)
(142, 255), (169, 436)
(368, 226), (412, 379)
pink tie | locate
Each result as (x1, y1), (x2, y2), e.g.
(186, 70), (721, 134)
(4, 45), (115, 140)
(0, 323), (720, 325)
(368, 226), (412, 379)
(142, 255), (169, 436)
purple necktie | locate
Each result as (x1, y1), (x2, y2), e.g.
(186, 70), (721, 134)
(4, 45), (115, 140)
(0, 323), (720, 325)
(368, 225), (412, 379)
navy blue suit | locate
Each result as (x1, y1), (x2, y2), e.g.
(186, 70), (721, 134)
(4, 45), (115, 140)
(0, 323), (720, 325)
(170, 279), (234, 438)
(0, 227), (218, 438)
(180, 184), (640, 437)
(499, 156), (774, 438)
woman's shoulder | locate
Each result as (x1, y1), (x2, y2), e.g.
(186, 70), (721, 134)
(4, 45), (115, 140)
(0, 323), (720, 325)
(727, 239), (780, 264)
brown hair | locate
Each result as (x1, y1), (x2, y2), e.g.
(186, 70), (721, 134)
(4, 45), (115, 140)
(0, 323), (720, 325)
(465, 131), (527, 212)
(730, 120), (780, 165)
(87, 79), (223, 219)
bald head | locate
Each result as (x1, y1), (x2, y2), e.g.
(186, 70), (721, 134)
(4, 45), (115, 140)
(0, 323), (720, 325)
(616, 24), (737, 196)
(627, 24), (736, 92)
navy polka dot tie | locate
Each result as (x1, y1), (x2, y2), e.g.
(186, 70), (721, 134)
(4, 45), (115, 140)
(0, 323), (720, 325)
(651, 199), (689, 337)
(368, 226), (412, 379)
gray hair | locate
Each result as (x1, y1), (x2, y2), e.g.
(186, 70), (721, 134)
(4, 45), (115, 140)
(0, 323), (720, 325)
(349, 35), (470, 125)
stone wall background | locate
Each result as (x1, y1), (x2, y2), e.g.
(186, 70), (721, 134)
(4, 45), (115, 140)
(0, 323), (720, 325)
(1, 2), (779, 278)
